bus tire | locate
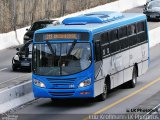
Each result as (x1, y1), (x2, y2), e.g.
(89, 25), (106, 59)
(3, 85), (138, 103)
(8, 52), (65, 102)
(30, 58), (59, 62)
(98, 82), (108, 101)
(128, 67), (137, 88)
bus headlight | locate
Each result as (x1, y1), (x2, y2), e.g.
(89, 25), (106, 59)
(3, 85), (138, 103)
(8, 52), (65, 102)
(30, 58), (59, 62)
(78, 78), (91, 88)
(33, 79), (46, 88)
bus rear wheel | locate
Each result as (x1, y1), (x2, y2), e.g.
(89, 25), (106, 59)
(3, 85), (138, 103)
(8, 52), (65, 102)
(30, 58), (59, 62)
(128, 67), (137, 88)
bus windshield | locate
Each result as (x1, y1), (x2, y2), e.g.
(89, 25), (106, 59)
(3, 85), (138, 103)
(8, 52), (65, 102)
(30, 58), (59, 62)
(33, 42), (91, 76)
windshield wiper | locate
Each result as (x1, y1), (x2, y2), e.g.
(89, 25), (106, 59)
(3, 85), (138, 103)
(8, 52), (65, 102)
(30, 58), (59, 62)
(67, 40), (77, 56)
(46, 41), (56, 56)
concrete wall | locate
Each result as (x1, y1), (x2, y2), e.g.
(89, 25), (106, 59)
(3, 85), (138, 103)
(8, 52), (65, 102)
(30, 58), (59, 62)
(149, 27), (160, 47)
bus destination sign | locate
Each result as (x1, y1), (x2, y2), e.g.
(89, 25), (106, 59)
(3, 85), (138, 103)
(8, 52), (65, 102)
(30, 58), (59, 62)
(35, 32), (89, 42)
(45, 33), (78, 40)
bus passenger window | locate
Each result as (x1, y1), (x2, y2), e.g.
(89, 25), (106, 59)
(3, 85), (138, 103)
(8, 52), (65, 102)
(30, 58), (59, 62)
(109, 29), (118, 42)
(137, 21), (145, 33)
(119, 26), (127, 39)
(128, 24), (136, 36)
(101, 33), (108, 44)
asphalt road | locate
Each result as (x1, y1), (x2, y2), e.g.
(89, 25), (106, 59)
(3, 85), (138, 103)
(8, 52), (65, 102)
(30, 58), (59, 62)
(1, 4), (160, 120)
(0, 47), (31, 89)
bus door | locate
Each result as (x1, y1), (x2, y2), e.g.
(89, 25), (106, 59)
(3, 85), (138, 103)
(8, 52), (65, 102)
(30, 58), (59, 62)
(94, 40), (105, 96)
(94, 41), (103, 79)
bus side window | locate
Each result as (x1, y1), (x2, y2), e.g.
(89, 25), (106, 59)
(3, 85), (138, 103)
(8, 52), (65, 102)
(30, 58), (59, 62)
(109, 29), (118, 42)
(137, 21), (145, 33)
(128, 24), (136, 36)
(118, 26), (128, 50)
(94, 41), (102, 62)
(128, 24), (137, 47)
(109, 29), (120, 54)
(101, 32), (108, 44)
(118, 26), (127, 39)
(137, 21), (147, 43)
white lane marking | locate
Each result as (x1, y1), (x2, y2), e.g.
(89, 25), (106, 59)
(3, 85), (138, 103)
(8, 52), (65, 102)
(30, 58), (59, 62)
(0, 68), (8, 72)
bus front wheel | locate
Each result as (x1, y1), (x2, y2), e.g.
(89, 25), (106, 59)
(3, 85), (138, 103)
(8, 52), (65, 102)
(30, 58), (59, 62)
(98, 82), (108, 101)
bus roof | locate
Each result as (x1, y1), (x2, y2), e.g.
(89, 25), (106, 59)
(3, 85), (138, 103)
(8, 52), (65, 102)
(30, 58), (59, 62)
(35, 11), (146, 35)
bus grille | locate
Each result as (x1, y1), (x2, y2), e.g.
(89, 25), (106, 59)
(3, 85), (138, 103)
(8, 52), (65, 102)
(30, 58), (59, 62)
(46, 78), (76, 89)
(49, 92), (74, 96)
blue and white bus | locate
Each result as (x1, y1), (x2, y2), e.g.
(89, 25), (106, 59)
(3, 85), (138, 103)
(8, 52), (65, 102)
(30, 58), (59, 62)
(32, 11), (149, 101)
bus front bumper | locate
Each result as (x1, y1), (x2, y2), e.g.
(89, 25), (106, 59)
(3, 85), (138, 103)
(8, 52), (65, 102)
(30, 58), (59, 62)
(33, 85), (94, 98)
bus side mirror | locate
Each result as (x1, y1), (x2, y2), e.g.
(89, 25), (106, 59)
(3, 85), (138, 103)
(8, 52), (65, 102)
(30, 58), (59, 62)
(25, 47), (29, 57)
